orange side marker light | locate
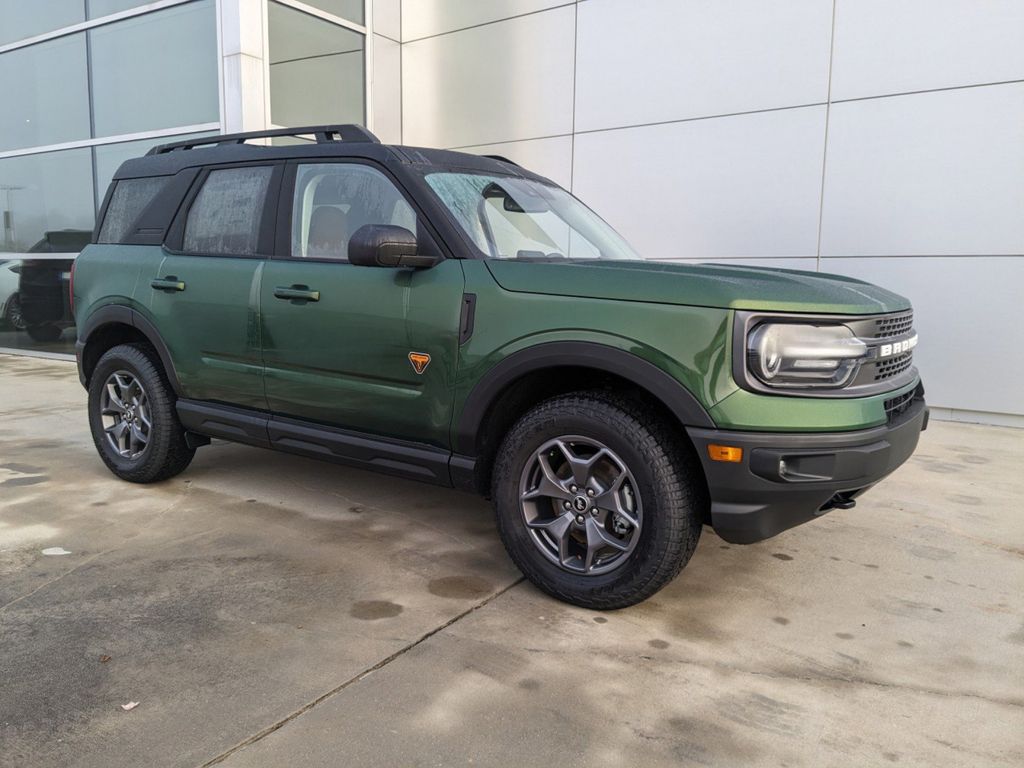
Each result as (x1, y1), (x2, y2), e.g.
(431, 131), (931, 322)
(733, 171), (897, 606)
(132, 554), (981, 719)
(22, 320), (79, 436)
(708, 444), (743, 463)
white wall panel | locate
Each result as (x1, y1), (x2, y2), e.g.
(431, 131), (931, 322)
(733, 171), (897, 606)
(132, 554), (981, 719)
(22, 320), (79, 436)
(464, 135), (573, 189)
(402, 0), (568, 41)
(821, 83), (1024, 258)
(372, 0), (401, 41)
(575, 0), (832, 132)
(371, 34), (401, 143)
(831, 0), (1024, 101)
(572, 107), (827, 260)
(401, 7), (574, 148)
(823, 257), (1024, 416)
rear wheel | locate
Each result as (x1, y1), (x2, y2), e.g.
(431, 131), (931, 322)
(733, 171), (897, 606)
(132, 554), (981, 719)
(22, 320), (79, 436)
(88, 344), (194, 483)
(492, 391), (705, 609)
(4, 294), (26, 331)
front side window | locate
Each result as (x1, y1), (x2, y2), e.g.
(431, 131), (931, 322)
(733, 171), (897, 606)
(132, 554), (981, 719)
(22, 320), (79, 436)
(184, 166), (273, 255)
(291, 163), (416, 261)
(424, 172), (641, 261)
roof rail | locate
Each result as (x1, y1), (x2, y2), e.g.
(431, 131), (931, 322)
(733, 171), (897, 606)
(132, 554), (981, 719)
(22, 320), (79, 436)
(147, 125), (381, 155)
(482, 154), (520, 167)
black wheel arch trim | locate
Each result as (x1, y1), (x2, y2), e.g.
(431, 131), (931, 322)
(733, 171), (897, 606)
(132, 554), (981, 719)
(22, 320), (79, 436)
(78, 305), (182, 394)
(454, 341), (715, 454)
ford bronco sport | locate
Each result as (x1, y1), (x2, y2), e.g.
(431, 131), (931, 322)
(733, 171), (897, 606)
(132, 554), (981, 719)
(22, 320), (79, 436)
(73, 125), (927, 609)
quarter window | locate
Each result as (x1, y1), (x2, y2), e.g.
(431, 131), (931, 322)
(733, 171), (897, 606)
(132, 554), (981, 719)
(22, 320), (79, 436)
(98, 177), (168, 244)
(184, 166), (273, 255)
(291, 163), (416, 261)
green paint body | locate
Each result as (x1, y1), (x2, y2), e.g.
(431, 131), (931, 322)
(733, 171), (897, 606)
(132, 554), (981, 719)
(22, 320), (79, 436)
(75, 243), (916, 448)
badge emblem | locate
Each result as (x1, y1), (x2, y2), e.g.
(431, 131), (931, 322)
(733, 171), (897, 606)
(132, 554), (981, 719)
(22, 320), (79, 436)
(408, 352), (431, 374)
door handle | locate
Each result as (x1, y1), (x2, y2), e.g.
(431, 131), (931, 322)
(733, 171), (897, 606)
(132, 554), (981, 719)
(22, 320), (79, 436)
(151, 276), (185, 292)
(274, 285), (320, 302)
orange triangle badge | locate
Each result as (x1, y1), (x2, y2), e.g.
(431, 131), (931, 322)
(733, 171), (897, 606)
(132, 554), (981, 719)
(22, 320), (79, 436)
(408, 352), (431, 375)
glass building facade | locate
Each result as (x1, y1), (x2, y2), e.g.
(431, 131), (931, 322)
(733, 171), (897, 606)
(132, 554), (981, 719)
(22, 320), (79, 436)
(0, 0), (370, 355)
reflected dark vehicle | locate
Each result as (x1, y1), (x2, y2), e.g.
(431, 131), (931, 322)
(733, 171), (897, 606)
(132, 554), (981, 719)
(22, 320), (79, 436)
(18, 230), (90, 342)
(0, 259), (25, 330)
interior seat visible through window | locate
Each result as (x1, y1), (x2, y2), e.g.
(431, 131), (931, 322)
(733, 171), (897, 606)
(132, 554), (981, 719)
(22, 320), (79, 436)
(291, 163), (416, 261)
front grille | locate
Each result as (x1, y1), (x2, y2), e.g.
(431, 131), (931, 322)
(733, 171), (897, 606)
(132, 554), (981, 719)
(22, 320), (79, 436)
(875, 350), (914, 381)
(872, 310), (913, 339)
(880, 387), (921, 423)
(883, 388), (916, 421)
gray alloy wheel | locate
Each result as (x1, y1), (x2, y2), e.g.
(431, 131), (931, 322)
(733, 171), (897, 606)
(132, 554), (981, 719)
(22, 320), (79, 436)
(99, 371), (152, 460)
(519, 435), (642, 576)
(6, 294), (26, 331)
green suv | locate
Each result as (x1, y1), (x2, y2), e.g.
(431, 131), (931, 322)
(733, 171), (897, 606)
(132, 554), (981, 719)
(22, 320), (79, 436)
(74, 125), (927, 609)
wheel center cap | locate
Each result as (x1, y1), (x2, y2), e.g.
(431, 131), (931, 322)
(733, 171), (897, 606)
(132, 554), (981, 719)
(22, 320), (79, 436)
(572, 495), (589, 512)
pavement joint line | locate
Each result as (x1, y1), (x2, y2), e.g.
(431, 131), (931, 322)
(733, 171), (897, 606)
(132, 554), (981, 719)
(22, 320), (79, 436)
(198, 576), (528, 768)
(0, 484), (194, 614)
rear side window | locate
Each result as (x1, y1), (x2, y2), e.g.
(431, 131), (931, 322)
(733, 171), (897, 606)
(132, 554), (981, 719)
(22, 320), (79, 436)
(183, 166), (273, 255)
(98, 177), (168, 243)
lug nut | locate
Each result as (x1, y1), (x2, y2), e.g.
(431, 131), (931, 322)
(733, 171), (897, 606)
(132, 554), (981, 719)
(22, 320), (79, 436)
(575, 515), (585, 524)
(563, 501), (571, 509)
(570, 485), (578, 493)
(587, 488), (595, 496)
(590, 508), (599, 516)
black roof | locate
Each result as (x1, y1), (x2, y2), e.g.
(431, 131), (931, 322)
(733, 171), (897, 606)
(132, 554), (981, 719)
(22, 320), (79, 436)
(114, 124), (545, 183)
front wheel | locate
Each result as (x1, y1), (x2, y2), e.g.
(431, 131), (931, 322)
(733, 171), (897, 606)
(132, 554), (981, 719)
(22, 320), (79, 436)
(88, 343), (195, 483)
(492, 392), (706, 609)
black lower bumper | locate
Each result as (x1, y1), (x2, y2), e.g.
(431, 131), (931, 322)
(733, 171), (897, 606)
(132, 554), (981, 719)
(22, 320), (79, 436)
(686, 396), (928, 544)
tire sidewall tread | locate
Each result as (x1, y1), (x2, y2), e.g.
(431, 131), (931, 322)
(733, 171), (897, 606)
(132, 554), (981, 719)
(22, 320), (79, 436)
(87, 343), (194, 484)
(492, 390), (705, 610)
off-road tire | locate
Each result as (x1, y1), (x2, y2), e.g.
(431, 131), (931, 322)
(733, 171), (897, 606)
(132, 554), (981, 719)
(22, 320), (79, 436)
(492, 391), (706, 609)
(88, 343), (195, 483)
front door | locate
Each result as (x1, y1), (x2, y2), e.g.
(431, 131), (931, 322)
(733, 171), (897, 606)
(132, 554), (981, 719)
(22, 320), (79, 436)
(148, 164), (279, 409)
(260, 161), (464, 449)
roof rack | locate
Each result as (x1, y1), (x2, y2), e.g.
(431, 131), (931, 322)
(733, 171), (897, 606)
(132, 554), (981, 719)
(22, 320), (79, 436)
(147, 125), (381, 155)
(482, 154), (520, 167)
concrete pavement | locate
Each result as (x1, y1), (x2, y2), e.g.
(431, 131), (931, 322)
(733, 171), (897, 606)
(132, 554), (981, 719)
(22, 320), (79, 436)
(0, 353), (1021, 767)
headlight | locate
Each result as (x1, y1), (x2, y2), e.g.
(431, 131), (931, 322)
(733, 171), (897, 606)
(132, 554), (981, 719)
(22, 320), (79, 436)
(747, 323), (868, 389)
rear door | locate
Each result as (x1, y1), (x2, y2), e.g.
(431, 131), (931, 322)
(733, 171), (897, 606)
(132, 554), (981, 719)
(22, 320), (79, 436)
(260, 160), (464, 448)
(151, 163), (281, 409)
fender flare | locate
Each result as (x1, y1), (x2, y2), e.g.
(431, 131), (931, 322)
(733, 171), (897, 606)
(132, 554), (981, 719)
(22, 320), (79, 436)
(454, 341), (715, 455)
(78, 305), (182, 394)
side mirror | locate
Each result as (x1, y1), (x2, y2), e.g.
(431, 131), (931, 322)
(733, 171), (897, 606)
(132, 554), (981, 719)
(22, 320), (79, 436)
(348, 224), (439, 269)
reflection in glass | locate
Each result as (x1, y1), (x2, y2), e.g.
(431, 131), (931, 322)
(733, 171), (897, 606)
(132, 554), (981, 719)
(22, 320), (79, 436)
(298, 0), (364, 25)
(87, 0), (150, 19)
(89, 0), (218, 138)
(0, 34), (90, 151)
(268, 1), (365, 127)
(0, 0), (84, 46)
(0, 150), (94, 256)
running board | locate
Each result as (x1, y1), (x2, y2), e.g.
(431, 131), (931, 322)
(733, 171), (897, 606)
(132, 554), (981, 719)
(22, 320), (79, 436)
(176, 400), (453, 486)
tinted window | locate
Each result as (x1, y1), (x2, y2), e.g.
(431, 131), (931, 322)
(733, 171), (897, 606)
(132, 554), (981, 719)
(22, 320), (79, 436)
(98, 177), (168, 244)
(0, 33), (90, 152)
(0, 0), (83, 45)
(0, 149), (94, 256)
(89, 0), (218, 138)
(184, 167), (273, 256)
(268, 2), (365, 127)
(291, 164), (416, 261)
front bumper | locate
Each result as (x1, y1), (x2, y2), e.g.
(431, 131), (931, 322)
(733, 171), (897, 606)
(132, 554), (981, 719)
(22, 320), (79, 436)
(686, 391), (927, 544)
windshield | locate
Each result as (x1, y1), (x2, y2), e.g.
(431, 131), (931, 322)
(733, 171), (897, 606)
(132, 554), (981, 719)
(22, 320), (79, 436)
(424, 172), (642, 261)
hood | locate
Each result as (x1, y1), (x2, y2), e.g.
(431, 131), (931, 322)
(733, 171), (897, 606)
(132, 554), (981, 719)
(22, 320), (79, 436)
(485, 260), (910, 315)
